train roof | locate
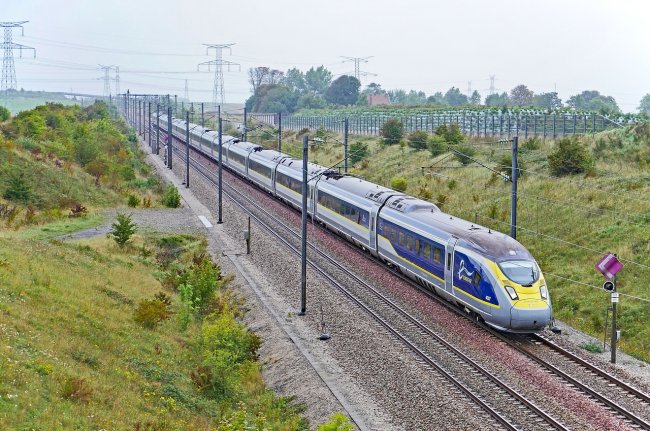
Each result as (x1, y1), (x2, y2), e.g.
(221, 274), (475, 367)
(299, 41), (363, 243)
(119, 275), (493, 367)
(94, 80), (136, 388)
(278, 157), (327, 177)
(320, 174), (400, 204)
(249, 148), (287, 163)
(394, 207), (533, 262)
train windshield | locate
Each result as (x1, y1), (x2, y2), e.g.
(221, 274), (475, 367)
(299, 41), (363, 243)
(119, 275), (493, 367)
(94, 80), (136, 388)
(499, 260), (539, 285)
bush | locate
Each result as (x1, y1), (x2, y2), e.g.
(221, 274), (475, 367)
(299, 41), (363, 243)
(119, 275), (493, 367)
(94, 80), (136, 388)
(161, 184), (181, 208)
(407, 130), (429, 150)
(497, 154), (526, 177)
(127, 194), (140, 208)
(318, 413), (354, 431)
(454, 145), (476, 165)
(134, 296), (171, 329)
(390, 176), (408, 192)
(380, 118), (403, 145)
(548, 136), (594, 176)
(435, 123), (465, 145)
(521, 137), (542, 152)
(3, 172), (32, 204)
(109, 213), (137, 247)
(348, 142), (368, 165)
(0, 106), (10, 122)
(428, 135), (447, 157)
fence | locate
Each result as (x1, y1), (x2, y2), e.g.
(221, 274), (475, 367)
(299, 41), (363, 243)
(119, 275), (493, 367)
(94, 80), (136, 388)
(251, 112), (624, 139)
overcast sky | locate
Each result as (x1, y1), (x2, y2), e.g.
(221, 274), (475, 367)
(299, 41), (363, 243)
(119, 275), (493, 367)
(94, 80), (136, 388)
(4, 0), (649, 111)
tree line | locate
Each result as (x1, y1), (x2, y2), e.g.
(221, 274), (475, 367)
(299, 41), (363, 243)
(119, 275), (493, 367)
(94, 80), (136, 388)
(244, 65), (648, 116)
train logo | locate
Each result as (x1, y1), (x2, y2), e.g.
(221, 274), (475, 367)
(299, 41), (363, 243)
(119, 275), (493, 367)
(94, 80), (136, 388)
(457, 259), (474, 284)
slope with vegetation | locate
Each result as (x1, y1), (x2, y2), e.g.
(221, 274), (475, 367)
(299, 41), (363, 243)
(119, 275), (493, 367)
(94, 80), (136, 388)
(0, 102), (352, 430)
(248, 120), (650, 362)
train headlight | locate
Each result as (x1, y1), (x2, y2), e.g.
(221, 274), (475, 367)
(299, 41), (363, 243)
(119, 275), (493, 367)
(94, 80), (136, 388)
(505, 286), (519, 301)
(540, 284), (548, 300)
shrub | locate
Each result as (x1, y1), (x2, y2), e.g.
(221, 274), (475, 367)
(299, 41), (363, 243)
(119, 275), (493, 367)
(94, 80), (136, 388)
(454, 145), (476, 165)
(496, 154), (526, 177)
(127, 194), (140, 208)
(3, 172), (32, 204)
(0, 106), (9, 122)
(380, 118), (404, 145)
(435, 193), (448, 208)
(134, 297), (171, 329)
(61, 377), (93, 402)
(521, 136), (542, 152)
(390, 176), (408, 192)
(407, 130), (429, 150)
(428, 135), (447, 157)
(548, 136), (594, 176)
(318, 413), (354, 431)
(348, 142), (368, 165)
(109, 213), (137, 247)
(161, 184), (181, 208)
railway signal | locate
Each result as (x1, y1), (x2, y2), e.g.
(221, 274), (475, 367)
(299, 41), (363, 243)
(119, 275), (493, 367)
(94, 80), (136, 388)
(596, 252), (622, 364)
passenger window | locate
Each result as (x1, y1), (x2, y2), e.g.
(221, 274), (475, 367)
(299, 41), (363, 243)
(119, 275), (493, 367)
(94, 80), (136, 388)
(415, 239), (421, 255)
(433, 248), (441, 264)
(391, 229), (397, 242)
(407, 235), (413, 251)
(473, 272), (482, 287)
(423, 243), (431, 258)
(399, 232), (405, 247)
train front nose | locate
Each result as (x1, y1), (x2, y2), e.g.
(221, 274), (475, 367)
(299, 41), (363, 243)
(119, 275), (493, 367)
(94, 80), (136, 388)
(510, 300), (551, 331)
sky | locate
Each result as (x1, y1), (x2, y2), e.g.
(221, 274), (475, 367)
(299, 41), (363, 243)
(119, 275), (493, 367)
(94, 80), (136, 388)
(3, 0), (649, 112)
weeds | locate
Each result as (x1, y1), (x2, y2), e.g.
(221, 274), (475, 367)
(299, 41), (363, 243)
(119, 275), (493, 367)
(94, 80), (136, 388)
(61, 377), (93, 402)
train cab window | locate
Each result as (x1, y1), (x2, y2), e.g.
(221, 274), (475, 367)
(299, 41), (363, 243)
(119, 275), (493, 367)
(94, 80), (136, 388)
(406, 235), (413, 251)
(473, 272), (482, 287)
(423, 242), (431, 259)
(399, 232), (405, 247)
(433, 248), (441, 264)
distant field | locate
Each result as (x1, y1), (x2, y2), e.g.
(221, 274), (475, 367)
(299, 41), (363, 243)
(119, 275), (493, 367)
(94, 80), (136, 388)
(1, 91), (81, 114)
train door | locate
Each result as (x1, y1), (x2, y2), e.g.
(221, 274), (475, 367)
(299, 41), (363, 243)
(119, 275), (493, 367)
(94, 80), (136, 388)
(444, 236), (458, 295)
(368, 206), (379, 252)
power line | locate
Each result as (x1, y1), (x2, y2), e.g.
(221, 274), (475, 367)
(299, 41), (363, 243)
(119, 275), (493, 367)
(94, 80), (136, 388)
(1, 21), (36, 92)
(197, 43), (240, 108)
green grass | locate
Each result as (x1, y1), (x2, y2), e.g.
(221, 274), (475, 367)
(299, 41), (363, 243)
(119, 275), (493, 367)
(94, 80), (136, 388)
(8, 213), (104, 240)
(249, 124), (650, 363)
(0, 230), (313, 430)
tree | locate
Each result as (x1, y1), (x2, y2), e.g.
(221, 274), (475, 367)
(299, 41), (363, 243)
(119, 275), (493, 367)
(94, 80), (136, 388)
(533, 92), (563, 109)
(426, 92), (446, 106)
(325, 75), (360, 105)
(547, 137), (594, 176)
(284, 68), (306, 94)
(485, 92), (510, 107)
(566, 90), (620, 114)
(407, 130), (429, 150)
(248, 67), (270, 93)
(109, 213), (137, 248)
(470, 90), (481, 106)
(638, 94), (650, 114)
(444, 87), (468, 106)
(0, 106), (10, 122)
(387, 89), (407, 105)
(509, 85), (534, 107)
(365, 82), (384, 95)
(380, 118), (404, 145)
(305, 66), (332, 96)
(249, 84), (298, 113)
(3, 172), (32, 203)
(297, 94), (326, 110)
(348, 142), (368, 165)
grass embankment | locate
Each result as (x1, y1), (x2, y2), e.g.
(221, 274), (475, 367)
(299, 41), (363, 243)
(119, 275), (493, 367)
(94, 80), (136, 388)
(249, 122), (650, 362)
(0, 102), (163, 232)
(0, 231), (315, 429)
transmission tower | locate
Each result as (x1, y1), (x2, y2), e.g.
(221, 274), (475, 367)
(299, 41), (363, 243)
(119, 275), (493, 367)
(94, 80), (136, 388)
(341, 56), (376, 81)
(98, 65), (116, 98)
(489, 75), (496, 95)
(1, 21), (35, 92)
(467, 81), (472, 97)
(197, 43), (240, 108)
(113, 66), (120, 97)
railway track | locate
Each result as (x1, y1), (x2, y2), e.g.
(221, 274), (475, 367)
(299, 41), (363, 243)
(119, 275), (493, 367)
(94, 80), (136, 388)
(169, 141), (568, 430)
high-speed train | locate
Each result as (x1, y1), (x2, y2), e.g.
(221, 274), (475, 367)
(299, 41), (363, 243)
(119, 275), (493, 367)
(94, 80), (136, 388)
(157, 114), (552, 332)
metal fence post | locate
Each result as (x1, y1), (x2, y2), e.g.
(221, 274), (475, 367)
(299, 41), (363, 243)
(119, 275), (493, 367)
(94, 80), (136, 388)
(185, 110), (190, 188)
(510, 136), (518, 239)
(299, 134), (308, 315)
(167, 105), (173, 170)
